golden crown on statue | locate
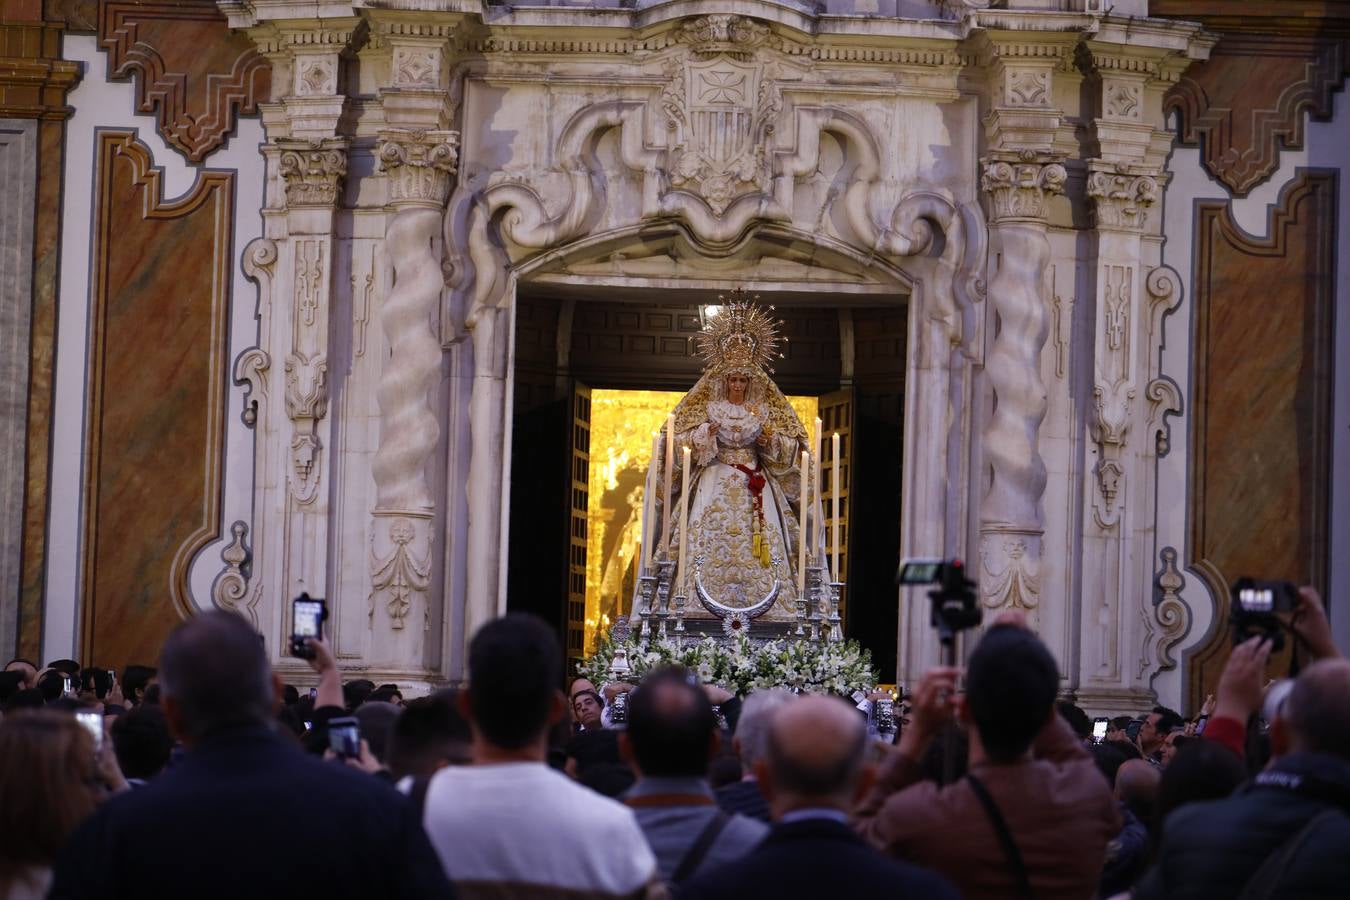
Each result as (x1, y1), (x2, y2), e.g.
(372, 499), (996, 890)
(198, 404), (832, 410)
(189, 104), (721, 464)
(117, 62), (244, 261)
(695, 287), (786, 373)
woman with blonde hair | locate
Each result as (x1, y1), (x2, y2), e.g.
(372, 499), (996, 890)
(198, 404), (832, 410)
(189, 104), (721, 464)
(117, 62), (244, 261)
(0, 711), (124, 899)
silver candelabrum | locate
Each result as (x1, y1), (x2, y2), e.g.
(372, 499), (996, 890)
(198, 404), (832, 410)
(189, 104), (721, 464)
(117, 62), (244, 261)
(827, 581), (843, 643)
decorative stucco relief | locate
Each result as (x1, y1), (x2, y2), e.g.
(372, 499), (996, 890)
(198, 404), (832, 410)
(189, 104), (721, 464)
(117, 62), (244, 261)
(211, 521), (254, 624)
(1140, 546), (1188, 680)
(277, 140), (347, 207)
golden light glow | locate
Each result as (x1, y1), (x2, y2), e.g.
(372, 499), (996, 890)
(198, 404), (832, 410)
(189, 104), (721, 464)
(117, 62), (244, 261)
(584, 388), (820, 655)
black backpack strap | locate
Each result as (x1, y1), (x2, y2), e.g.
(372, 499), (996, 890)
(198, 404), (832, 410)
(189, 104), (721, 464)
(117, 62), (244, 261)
(966, 773), (1034, 900)
(1237, 808), (1343, 900)
(408, 774), (432, 821)
(670, 809), (731, 885)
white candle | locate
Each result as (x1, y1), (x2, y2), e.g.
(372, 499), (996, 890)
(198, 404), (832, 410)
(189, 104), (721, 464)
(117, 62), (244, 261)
(813, 416), (822, 557)
(832, 432), (841, 582)
(662, 413), (675, 558)
(678, 446), (692, 597)
(648, 431), (661, 569)
(798, 450), (809, 600)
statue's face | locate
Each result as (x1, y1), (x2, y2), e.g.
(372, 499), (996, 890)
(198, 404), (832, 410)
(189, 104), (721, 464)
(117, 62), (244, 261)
(727, 373), (749, 401)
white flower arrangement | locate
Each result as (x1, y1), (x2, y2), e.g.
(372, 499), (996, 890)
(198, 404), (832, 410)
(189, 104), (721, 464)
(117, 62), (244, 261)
(579, 634), (879, 698)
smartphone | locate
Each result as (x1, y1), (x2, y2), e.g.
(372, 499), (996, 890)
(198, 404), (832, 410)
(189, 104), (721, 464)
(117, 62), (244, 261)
(1091, 717), (1108, 743)
(76, 710), (103, 752)
(290, 593), (328, 659)
(107, 668), (117, 686)
(328, 716), (360, 759)
(61, 674), (73, 697)
(309, 687), (318, 700)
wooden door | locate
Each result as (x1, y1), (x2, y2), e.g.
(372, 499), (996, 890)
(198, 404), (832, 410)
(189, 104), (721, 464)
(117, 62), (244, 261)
(566, 383), (592, 663)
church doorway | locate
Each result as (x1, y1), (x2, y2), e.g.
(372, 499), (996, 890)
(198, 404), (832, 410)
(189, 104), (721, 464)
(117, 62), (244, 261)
(504, 288), (909, 679)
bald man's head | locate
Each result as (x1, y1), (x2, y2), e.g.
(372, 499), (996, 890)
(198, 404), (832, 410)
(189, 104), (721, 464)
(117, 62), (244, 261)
(1287, 659), (1350, 760)
(763, 695), (868, 810)
(626, 669), (718, 777)
(1115, 758), (1160, 821)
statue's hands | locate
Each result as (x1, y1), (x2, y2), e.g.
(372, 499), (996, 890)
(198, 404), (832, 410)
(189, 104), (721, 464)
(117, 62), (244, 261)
(755, 432), (770, 448)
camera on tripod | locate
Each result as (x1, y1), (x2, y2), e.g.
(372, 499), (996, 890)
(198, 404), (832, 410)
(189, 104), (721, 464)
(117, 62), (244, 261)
(1231, 577), (1298, 652)
(896, 558), (981, 637)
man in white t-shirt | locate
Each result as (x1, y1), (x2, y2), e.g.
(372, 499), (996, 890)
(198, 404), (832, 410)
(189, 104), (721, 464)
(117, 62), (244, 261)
(418, 614), (658, 899)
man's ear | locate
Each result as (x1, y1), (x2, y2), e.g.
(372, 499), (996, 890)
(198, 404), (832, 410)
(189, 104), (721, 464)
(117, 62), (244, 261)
(457, 688), (474, 723)
(162, 696), (188, 745)
(547, 689), (567, 725)
(271, 672), (285, 714)
(1270, 715), (1293, 757)
(707, 728), (723, 762)
(619, 731), (636, 771)
(852, 762), (877, 806)
(754, 760), (774, 803)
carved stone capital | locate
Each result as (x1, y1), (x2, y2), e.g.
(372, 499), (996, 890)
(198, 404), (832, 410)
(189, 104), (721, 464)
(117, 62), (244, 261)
(980, 155), (1066, 223)
(275, 138), (347, 208)
(377, 129), (459, 208)
(1088, 168), (1159, 232)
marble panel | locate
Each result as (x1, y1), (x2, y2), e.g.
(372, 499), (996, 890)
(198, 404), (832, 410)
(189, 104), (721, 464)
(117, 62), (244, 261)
(0, 119), (36, 662)
(80, 130), (233, 669)
(1185, 169), (1336, 710)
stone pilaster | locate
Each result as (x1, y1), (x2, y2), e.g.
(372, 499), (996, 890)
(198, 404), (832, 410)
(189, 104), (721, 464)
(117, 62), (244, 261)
(229, 10), (359, 666)
(1074, 29), (1197, 713)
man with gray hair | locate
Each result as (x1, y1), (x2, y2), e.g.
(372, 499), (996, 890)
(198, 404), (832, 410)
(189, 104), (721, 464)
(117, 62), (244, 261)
(715, 688), (795, 822)
(50, 611), (453, 900)
(681, 694), (957, 899)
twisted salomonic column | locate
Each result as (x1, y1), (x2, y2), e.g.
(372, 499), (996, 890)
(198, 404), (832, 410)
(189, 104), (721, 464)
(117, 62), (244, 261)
(978, 157), (1065, 615)
(370, 129), (458, 630)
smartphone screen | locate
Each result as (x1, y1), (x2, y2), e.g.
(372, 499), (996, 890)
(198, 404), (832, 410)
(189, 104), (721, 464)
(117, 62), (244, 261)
(76, 711), (103, 752)
(290, 595), (326, 658)
(328, 717), (360, 759)
(1092, 718), (1108, 742)
(295, 600), (323, 639)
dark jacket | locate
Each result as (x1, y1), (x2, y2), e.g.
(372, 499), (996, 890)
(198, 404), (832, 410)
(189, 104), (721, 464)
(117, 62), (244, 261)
(1135, 752), (1350, 900)
(677, 816), (959, 899)
(49, 724), (454, 900)
(714, 779), (771, 823)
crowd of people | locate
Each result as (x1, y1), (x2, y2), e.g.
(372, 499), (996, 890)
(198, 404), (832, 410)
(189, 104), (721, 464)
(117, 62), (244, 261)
(1, 585), (1346, 899)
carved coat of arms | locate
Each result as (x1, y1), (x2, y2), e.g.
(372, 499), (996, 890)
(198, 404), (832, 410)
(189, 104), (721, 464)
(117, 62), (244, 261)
(661, 16), (781, 216)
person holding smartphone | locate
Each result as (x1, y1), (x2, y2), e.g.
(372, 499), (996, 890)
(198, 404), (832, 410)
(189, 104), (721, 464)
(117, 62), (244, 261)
(48, 610), (453, 900)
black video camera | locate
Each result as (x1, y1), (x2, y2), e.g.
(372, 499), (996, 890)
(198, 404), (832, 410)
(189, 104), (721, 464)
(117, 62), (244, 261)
(897, 558), (981, 637)
(1231, 577), (1298, 653)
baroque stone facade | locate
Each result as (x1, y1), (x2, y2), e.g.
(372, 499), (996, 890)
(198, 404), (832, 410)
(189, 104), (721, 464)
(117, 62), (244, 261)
(15, 0), (1348, 714)
(205, 0), (1207, 703)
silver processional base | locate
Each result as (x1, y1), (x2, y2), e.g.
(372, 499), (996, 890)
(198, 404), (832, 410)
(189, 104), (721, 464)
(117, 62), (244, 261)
(623, 557), (844, 648)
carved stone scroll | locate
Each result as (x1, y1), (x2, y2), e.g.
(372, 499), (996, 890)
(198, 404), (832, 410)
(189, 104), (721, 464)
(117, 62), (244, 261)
(211, 521), (254, 624)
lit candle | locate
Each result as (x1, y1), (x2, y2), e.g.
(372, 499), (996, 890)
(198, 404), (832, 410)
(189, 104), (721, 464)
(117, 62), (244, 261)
(648, 430), (661, 570)
(662, 413), (675, 558)
(678, 446), (692, 598)
(798, 450), (809, 600)
(831, 432), (841, 582)
(814, 417), (823, 562)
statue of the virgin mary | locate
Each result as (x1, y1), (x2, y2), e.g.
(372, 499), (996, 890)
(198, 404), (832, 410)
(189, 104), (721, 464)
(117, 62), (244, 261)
(638, 293), (830, 623)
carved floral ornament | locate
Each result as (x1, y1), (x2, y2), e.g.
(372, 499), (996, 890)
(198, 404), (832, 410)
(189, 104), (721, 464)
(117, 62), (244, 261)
(378, 129), (460, 207)
(276, 140), (347, 208)
(980, 156), (1067, 223)
(1088, 169), (1159, 232)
